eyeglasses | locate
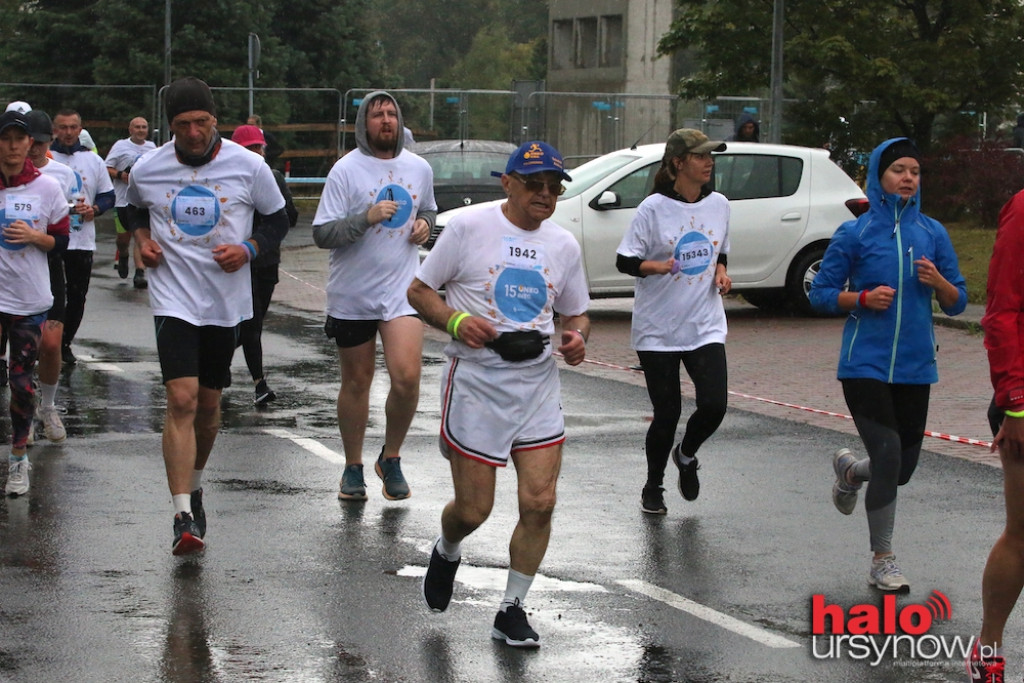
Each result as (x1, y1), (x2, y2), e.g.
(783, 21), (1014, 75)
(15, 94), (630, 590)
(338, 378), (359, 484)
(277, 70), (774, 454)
(510, 174), (565, 196)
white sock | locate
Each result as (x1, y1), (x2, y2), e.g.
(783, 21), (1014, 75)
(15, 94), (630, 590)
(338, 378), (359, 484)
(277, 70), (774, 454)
(40, 382), (58, 408)
(9, 453), (26, 462)
(172, 494), (192, 517)
(190, 469), (204, 492)
(437, 535), (461, 561)
(500, 569), (534, 610)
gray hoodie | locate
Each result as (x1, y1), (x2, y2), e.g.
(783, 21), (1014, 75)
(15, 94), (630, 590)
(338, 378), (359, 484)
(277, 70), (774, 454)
(313, 91), (435, 247)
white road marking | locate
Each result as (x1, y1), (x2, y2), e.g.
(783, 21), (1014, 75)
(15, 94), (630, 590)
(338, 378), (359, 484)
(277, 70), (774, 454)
(617, 579), (801, 649)
(263, 428), (345, 464)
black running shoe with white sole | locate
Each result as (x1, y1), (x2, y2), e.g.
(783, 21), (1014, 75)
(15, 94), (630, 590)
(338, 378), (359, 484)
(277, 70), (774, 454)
(641, 485), (667, 514)
(423, 539), (460, 612)
(672, 443), (700, 501)
(491, 600), (540, 648)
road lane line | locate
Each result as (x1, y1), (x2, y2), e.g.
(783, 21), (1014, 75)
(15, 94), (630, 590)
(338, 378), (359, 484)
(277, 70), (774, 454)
(617, 579), (800, 649)
(264, 428), (345, 465)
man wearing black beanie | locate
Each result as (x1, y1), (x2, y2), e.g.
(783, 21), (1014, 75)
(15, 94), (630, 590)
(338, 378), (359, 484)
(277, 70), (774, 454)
(126, 76), (291, 555)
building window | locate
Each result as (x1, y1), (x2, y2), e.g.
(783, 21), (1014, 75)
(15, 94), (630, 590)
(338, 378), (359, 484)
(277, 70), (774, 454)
(600, 15), (623, 68)
(552, 14), (624, 70)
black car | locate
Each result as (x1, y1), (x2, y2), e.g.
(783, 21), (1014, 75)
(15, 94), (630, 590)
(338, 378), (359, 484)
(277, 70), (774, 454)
(411, 139), (518, 245)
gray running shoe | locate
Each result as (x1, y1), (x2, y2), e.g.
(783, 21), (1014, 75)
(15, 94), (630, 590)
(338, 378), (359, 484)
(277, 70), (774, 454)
(338, 464), (368, 501)
(831, 448), (862, 515)
(375, 451), (411, 500)
(869, 554), (910, 593)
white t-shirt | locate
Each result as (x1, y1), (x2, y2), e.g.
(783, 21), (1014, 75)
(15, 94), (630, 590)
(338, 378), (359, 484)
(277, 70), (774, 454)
(125, 138), (286, 327)
(416, 203), (590, 368)
(48, 148), (113, 251)
(38, 158), (77, 205)
(616, 191), (731, 352)
(0, 171), (68, 315)
(313, 149), (436, 320)
(105, 137), (157, 207)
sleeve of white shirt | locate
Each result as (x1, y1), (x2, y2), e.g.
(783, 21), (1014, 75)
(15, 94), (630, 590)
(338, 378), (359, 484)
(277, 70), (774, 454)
(415, 215), (463, 291)
(616, 200), (653, 259)
(252, 162), (286, 215)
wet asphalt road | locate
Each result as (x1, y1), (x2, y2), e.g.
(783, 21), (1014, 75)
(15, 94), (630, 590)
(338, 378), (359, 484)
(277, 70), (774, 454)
(0, 235), (1017, 683)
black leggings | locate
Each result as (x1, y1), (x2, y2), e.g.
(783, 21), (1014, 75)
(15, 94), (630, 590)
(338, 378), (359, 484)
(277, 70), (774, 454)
(61, 249), (93, 348)
(638, 343), (728, 488)
(238, 264), (279, 382)
(842, 378), (929, 552)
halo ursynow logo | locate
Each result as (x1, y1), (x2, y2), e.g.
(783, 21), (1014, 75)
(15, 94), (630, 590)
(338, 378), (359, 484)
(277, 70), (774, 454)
(811, 590), (980, 666)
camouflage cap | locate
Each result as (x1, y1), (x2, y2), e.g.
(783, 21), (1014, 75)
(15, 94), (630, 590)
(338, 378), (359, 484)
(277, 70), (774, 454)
(664, 128), (727, 160)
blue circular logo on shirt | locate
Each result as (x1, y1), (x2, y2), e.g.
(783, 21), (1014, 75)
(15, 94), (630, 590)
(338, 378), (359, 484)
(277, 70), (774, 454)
(377, 184), (413, 229)
(674, 232), (714, 276)
(171, 185), (220, 236)
(495, 268), (547, 322)
(0, 211), (28, 251)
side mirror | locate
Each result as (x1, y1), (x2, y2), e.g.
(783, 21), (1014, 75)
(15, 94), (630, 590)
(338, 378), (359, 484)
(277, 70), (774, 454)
(594, 190), (620, 210)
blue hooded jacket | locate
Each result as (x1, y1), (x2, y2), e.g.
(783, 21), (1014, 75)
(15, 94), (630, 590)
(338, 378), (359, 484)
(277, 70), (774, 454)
(809, 137), (967, 384)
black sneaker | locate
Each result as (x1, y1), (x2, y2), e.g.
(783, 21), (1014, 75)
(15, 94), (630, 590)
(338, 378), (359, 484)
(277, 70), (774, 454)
(133, 270), (148, 289)
(641, 485), (667, 514)
(672, 444), (700, 501)
(375, 450), (411, 500)
(190, 488), (206, 539)
(423, 538), (461, 612)
(117, 250), (129, 279)
(172, 512), (205, 556)
(254, 379), (277, 406)
(491, 600), (540, 648)
(61, 344), (77, 365)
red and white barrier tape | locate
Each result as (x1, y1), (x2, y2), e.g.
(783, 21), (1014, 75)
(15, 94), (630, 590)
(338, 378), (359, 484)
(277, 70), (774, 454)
(567, 355), (993, 450)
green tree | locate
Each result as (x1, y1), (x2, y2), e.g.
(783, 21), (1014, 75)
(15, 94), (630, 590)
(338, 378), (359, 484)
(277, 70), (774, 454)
(658, 0), (1024, 153)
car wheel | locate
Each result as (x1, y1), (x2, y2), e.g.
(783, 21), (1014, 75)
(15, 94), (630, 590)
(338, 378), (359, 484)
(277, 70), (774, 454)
(786, 247), (827, 316)
(741, 289), (788, 311)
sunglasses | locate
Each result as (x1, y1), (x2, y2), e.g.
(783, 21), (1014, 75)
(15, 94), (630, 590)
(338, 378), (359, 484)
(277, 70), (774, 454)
(510, 174), (565, 196)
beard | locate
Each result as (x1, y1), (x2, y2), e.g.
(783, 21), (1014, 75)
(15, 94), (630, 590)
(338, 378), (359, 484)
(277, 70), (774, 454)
(368, 128), (397, 155)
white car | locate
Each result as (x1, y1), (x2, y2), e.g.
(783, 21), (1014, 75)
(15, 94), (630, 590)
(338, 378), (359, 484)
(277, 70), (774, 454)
(426, 142), (868, 315)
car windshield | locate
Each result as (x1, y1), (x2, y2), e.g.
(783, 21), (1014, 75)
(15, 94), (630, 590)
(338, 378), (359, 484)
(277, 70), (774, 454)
(420, 151), (509, 183)
(561, 152), (642, 199)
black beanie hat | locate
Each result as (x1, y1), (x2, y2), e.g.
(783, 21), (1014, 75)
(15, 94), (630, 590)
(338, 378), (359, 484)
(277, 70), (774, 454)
(877, 139), (921, 180)
(165, 77), (216, 123)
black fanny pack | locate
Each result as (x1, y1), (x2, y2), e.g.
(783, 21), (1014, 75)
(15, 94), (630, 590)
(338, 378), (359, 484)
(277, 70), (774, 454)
(485, 330), (549, 362)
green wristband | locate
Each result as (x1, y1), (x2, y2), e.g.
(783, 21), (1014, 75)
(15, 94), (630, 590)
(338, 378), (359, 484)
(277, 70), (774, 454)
(1005, 409), (1024, 418)
(447, 311), (470, 340)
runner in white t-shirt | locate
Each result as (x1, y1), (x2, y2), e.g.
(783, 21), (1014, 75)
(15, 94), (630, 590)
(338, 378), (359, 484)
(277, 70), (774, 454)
(312, 91), (437, 503)
(0, 110), (70, 496)
(409, 141), (590, 648)
(106, 116), (156, 288)
(125, 77), (288, 556)
(615, 128), (732, 516)
(49, 108), (116, 365)
(26, 109), (76, 444)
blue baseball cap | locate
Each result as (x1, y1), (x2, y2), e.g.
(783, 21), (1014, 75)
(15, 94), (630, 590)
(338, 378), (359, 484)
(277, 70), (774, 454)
(495, 141), (572, 181)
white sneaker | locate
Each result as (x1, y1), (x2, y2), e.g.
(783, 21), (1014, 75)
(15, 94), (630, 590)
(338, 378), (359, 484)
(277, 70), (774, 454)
(869, 554), (910, 592)
(6, 458), (31, 496)
(37, 405), (67, 443)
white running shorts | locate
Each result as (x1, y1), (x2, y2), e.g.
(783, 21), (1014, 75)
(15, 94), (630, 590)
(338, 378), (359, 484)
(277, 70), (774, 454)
(439, 356), (565, 467)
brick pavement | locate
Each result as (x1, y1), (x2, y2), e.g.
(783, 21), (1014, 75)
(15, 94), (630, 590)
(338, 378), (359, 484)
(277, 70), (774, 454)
(274, 229), (999, 468)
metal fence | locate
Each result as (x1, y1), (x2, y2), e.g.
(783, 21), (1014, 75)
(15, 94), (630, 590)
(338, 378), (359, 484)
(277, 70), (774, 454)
(3, 81), (774, 176)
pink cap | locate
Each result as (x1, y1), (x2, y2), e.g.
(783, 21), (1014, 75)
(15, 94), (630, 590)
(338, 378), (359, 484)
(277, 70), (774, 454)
(231, 124), (266, 148)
